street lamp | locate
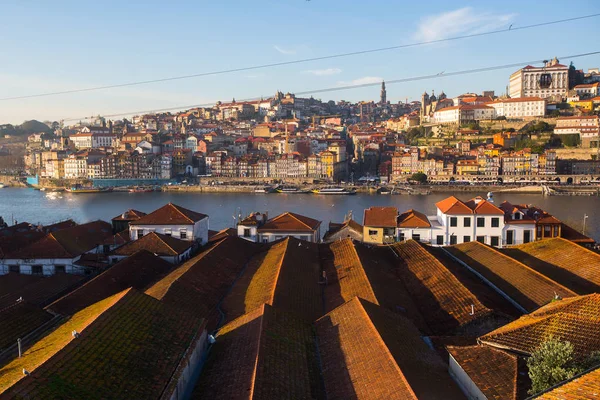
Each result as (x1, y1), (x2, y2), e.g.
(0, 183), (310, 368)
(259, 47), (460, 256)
(583, 214), (589, 235)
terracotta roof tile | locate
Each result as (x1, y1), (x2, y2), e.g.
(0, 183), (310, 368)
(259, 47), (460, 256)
(0, 274), (85, 310)
(391, 240), (494, 335)
(537, 365), (600, 399)
(111, 209), (147, 221)
(0, 302), (53, 353)
(363, 206), (398, 227)
(110, 231), (192, 256)
(436, 196), (473, 215)
(193, 304), (323, 400)
(447, 345), (528, 400)
(447, 241), (576, 312)
(257, 212), (321, 232)
(397, 209), (431, 228)
(48, 250), (173, 316)
(130, 203), (207, 225)
(503, 238), (600, 294)
(480, 294), (600, 358)
(464, 197), (505, 215)
(222, 237), (322, 323)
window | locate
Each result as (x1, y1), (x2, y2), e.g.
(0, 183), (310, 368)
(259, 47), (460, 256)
(490, 236), (500, 247)
(476, 236), (485, 243)
(514, 213), (521, 220)
(164, 228), (172, 236)
(262, 237), (269, 243)
(137, 229), (144, 238)
(491, 218), (500, 228)
(399, 232), (405, 241)
(55, 265), (66, 274)
(368, 229), (378, 236)
(32, 265), (43, 275)
(463, 236), (471, 243)
(180, 229), (187, 240)
(450, 217), (457, 227)
(476, 217), (485, 227)
(9, 265), (20, 274)
(243, 228), (251, 238)
(436, 235), (444, 245)
(450, 236), (457, 245)
(412, 234), (421, 242)
(506, 230), (515, 245)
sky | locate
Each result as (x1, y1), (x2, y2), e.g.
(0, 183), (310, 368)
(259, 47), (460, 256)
(0, 0), (599, 124)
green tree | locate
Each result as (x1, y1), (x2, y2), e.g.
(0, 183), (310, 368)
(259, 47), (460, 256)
(561, 134), (581, 148)
(528, 337), (600, 395)
(409, 172), (427, 184)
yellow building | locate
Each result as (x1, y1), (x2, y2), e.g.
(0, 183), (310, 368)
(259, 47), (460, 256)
(319, 151), (335, 178)
(456, 159), (479, 175)
(362, 207), (398, 244)
(569, 99), (594, 112)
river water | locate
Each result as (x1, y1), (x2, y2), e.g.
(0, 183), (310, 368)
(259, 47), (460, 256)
(0, 188), (597, 240)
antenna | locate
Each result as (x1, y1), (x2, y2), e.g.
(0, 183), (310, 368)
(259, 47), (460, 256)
(469, 304), (475, 315)
(17, 338), (22, 358)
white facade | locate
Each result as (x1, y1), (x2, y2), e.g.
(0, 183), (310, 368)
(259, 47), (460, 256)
(490, 97), (546, 118)
(433, 107), (460, 124)
(509, 59), (569, 99)
(70, 133), (116, 149)
(397, 227), (432, 243)
(110, 247), (192, 265)
(435, 210), (504, 247)
(238, 224), (259, 242)
(257, 229), (319, 243)
(64, 157), (88, 178)
(130, 219), (209, 244)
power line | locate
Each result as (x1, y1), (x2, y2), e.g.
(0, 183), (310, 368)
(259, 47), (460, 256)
(4, 12), (600, 102)
(61, 50), (600, 122)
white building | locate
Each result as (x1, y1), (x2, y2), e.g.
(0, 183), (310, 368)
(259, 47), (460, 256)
(129, 203), (209, 244)
(109, 232), (193, 264)
(574, 82), (600, 98)
(433, 105), (495, 124)
(0, 221), (113, 275)
(69, 127), (115, 149)
(489, 97), (546, 118)
(64, 155), (88, 178)
(509, 57), (569, 99)
(237, 212), (321, 243)
(396, 209), (433, 243)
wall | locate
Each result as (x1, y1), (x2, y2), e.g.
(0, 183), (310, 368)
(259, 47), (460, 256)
(1, 257), (78, 276)
(448, 355), (487, 400)
(163, 328), (209, 400)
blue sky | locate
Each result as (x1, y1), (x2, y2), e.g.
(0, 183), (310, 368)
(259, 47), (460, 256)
(1, 0), (599, 124)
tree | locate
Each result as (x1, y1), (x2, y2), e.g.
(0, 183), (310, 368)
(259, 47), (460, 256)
(410, 172), (427, 184)
(528, 337), (600, 395)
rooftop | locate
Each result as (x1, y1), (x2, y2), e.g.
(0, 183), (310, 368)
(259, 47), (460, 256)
(363, 206), (398, 227)
(110, 231), (192, 257)
(257, 212), (321, 232)
(111, 209), (147, 221)
(397, 209), (431, 228)
(536, 365), (600, 399)
(447, 241), (576, 312)
(130, 203), (208, 226)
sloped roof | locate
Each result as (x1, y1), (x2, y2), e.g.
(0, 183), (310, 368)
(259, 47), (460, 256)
(479, 294), (600, 358)
(48, 250), (173, 316)
(323, 218), (363, 242)
(110, 232), (192, 257)
(464, 197), (505, 215)
(316, 297), (464, 400)
(222, 237), (322, 323)
(145, 236), (257, 330)
(536, 365), (600, 399)
(5, 221), (112, 259)
(102, 229), (131, 246)
(447, 345), (529, 400)
(111, 209), (147, 221)
(0, 273), (85, 310)
(130, 203), (208, 225)
(397, 209), (431, 228)
(436, 196), (473, 215)
(257, 212), (321, 232)
(192, 304), (322, 400)
(447, 241), (576, 312)
(3, 289), (203, 399)
(0, 301), (53, 353)
(391, 240), (494, 335)
(363, 206), (398, 227)
(503, 238), (600, 294)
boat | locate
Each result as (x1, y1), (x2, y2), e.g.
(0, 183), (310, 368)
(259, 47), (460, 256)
(66, 186), (113, 194)
(0, 183), (4, 189)
(312, 186), (356, 195)
(129, 186), (154, 193)
(377, 187), (391, 195)
(275, 185), (309, 194)
(39, 187), (46, 191)
(254, 186), (273, 193)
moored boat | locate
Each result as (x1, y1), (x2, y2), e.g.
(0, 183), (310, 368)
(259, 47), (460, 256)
(312, 186), (356, 195)
(275, 185), (310, 194)
(254, 185), (273, 193)
(66, 186), (112, 194)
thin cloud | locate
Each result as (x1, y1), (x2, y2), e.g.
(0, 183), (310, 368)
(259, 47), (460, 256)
(413, 7), (517, 42)
(337, 76), (383, 86)
(274, 45), (296, 55)
(303, 68), (342, 76)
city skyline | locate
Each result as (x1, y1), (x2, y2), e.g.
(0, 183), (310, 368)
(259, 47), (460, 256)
(1, 1), (599, 124)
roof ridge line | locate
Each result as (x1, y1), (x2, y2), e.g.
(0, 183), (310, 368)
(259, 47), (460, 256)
(268, 238), (290, 306)
(355, 298), (418, 399)
(287, 212), (312, 230)
(248, 303), (266, 399)
(474, 241), (577, 296)
(155, 232), (180, 255)
(171, 204), (195, 224)
(348, 240), (379, 305)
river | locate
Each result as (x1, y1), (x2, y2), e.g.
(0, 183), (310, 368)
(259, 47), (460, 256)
(0, 188), (597, 240)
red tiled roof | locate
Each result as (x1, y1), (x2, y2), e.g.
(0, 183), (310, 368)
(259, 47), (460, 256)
(6, 221), (112, 259)
(257, 212), (321, 232)
(363, 206), (398, 227)
(0, 301), (53, 353)
(48, 250), (174, 316)
(464, 197), (505, 215)
(130, 203), (207, 226)
(111, 232), (192, 257)
(192, 304), (322, 400)
(537, 365), (600, 399)
(436, 196), (473, 215)
(111, 209), (147, 221)
(447, 241), (576, 312)
(447, 345), (529, 400)
(397, 209), (431, 228)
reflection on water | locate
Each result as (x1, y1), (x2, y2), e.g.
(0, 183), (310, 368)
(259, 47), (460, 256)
(0, 188), (597, 241)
